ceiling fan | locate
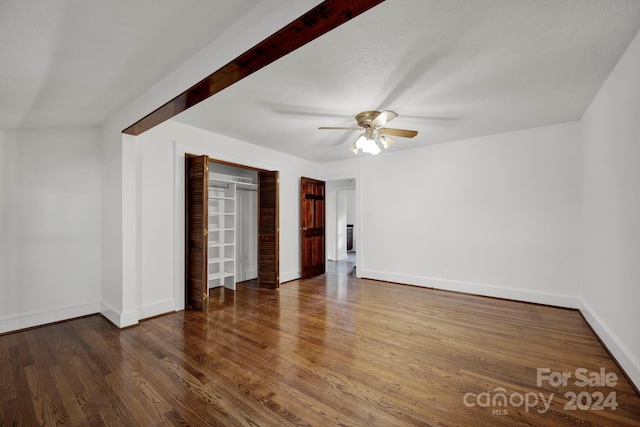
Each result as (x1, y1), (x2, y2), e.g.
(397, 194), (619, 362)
(319, 110), (418, 155)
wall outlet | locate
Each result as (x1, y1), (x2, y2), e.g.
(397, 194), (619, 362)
(444, 270), (451, 280)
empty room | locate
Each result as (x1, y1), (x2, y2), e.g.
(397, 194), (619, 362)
(2, 1), (640, 425)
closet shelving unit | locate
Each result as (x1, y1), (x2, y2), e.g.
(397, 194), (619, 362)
(208, 175), (236, 290)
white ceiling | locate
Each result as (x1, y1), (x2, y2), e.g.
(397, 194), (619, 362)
(2, 1), (640, 163)
(0, 0), (263, 129)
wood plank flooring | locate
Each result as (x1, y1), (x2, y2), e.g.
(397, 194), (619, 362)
(2, 262), (640, 426)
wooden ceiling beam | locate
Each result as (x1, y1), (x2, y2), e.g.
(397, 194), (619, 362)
(122, 0), (386, 136)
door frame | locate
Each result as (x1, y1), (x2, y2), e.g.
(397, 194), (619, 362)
(326, 179), (355, 261)
(322, 171), (363, 278)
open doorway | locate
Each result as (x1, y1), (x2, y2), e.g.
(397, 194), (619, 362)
(326, 178), (357, 276)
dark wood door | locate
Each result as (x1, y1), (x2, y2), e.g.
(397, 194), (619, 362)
(301, 177), (325, 279)
(185, 154), (209, 310)
(258, 170), (279, 289)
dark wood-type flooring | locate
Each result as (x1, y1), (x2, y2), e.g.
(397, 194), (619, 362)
(2, 260), (640, 426)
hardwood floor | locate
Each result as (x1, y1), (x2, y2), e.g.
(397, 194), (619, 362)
(2, 263), (640, 426)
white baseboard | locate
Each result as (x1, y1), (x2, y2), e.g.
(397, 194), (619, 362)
(137, 298), (175, 320)
(0, 301), (101, 334)
(100, 301), (138, 328)
(579, 298), (640, 390)
(360, 269), (581, 308)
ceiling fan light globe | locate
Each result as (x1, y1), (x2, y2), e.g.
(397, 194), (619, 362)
(355, 134), (368, 149)
(362, 139), (380, 155)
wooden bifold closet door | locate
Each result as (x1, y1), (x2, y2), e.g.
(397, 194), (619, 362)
(185, 154), (209, 310)
(258, 170), (280, 289)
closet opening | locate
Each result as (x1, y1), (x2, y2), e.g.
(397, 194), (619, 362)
(209, 162), (258, 290)
(185, 155), (279, 311)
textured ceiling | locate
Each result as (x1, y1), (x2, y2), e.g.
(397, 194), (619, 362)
(2, 1), (640, 164)
(174, 0), (640, 162)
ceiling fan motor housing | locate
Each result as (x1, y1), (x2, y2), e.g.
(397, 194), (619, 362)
(355, 111), (381, 128)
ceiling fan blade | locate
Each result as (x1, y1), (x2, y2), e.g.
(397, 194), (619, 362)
(371, 110), (398, 128)
(318, 127), (361, 131)
(380, 128), (418, 138)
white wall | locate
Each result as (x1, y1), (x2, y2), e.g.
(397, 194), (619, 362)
(325, 181), (337, 261)
(322, 122), (582, 307)
(236, 188), (258, 282)
(0, 128), (102, 333)
(336, 191), (348, 260)
(99, 122), (126, 326)
(346, 190), (356, 225)
(346, 189), (356, 251)
(580, 29), (640, 388)
(133, 120), (319, 319)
